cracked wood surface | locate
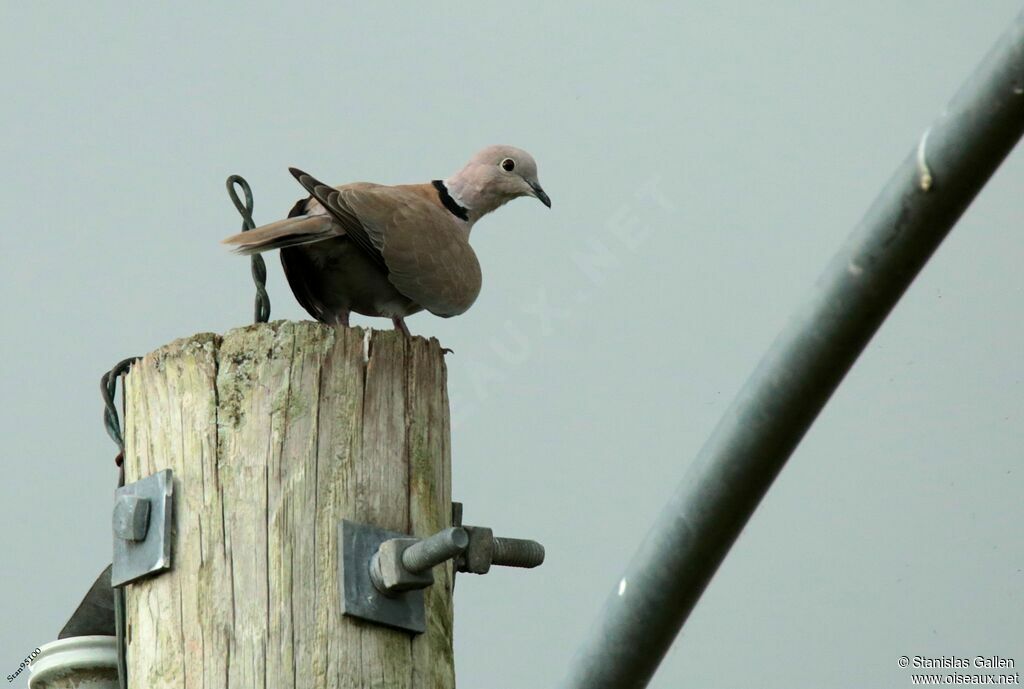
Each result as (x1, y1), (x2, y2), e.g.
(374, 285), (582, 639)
(122, 321), (454, 689)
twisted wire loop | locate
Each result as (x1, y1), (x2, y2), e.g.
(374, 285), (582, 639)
(100, 356), (140, 689)
(226, 175), (271, 323)
(101, 356), (141, 475)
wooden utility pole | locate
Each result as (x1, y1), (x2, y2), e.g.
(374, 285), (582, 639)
(121, 321), (454, 688)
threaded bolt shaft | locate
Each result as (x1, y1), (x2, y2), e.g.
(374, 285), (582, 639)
(491, 537), (545, 568)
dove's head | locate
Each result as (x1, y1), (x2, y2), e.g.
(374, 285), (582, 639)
(445, 145), (550, 222)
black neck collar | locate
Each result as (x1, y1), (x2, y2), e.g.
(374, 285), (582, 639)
(432, 180), (469, 221)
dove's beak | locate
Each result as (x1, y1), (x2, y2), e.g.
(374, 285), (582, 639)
(528, 181), (552, 208)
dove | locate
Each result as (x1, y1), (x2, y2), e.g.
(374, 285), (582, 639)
(223, 145), (550, 336)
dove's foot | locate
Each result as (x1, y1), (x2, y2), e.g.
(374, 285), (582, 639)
(329, 310), (351, 328)
(392, 317), (412, 338)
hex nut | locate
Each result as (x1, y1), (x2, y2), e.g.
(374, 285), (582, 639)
(372, 539), (434, 594)
(112, 495), (150, 542)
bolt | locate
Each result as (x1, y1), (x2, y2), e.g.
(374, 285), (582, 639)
(112, 495), (150, 541)
(401, 527), (468, 573)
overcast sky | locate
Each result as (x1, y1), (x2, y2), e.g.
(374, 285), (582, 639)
(2, 3), (1022, 688)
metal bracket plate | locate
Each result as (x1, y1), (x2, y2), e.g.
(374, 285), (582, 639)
(338, 520), (425, 634)
(111, 469), (174, 587)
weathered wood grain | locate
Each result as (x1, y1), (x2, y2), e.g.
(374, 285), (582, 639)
(122, 321), (454, 689)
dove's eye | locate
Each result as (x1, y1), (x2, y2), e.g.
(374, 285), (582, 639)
(500, 158), (516, 172)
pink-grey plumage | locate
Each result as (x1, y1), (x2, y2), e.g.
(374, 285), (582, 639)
(223, 145), (550, 335)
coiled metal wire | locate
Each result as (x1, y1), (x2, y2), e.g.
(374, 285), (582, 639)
(226, 175), (270, 323)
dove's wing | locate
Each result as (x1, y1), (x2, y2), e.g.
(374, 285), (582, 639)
(289, 169), (388, 269)
(290, 168), (482, 318)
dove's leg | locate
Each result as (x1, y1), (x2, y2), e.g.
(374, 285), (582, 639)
(391, 317), (411, 338)
(332, 310), (350, 328)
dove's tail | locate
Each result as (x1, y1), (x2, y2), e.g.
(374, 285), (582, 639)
(221, 214), (335, 255)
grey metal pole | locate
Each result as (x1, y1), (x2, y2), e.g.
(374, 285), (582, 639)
(560, 11), (1024, 689)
